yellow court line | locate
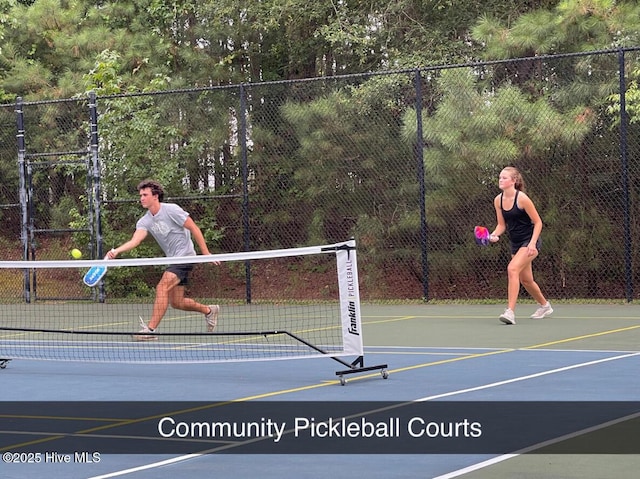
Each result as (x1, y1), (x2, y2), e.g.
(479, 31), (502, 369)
(0, 414), (126, 422)
(523, 324), (640, 350)
(363, 315), (418, 325)
(365, 314), (640, 321)
(375, 348), (515, 375)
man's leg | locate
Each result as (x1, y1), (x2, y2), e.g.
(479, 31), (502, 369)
(169, 284), (219, 332)
(168, 286), (210, 315)
(147, 271), (181, 330)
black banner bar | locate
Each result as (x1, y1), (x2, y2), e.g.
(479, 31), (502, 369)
(1, 401), (639, 454)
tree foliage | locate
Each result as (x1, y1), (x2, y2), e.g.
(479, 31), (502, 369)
(1, 0), (640, 299)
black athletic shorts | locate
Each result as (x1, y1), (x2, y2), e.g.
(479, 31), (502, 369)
(510, 238), (541, 255)
(166, 264), (194, 286)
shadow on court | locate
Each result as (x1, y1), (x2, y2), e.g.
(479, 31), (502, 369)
(1, 303), (640, 478)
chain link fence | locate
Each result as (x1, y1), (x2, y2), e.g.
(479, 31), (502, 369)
(1, 48), (639, 302)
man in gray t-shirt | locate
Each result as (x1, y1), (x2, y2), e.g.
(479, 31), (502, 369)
(136, 202), (196, 258)
(107, 180), (220, 340)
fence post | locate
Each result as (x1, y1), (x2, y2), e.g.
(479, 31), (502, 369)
(15, 97), (30, 303)
(239, 83), (252, 304)
(414, 70), (429, 301)
(618, 49), (633, 302)
(88, 91), (105, 302)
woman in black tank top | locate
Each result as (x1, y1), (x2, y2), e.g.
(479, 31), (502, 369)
(500, 190), (540, 255)
(488, 167), (553, 325)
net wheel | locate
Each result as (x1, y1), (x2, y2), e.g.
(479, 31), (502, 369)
(339, 375), (346, 386)
(381, 369), (389, 379)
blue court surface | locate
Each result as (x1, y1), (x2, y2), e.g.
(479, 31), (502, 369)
(1, 303), (640, 479)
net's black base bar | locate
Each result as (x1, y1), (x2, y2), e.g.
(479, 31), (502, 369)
(283, 331), (389, 386)
(334, 356), (389, 386)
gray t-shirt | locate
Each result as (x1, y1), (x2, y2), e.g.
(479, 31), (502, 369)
(136, 203), (196, 257)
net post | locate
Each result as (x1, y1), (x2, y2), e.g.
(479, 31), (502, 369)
(328, 239), (389, 385)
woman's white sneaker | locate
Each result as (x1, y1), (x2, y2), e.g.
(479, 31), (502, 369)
(499, 308), (516, 325)
(531, 302), (553, 319)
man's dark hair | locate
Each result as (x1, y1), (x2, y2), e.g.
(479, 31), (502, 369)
(137, 179), (164, 201)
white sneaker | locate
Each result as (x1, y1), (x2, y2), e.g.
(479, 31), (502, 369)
(132, 316), (158, 341)
(205, 305), (219, 332)
(499, 308), (516, 325)
(531, 302), (553, 319)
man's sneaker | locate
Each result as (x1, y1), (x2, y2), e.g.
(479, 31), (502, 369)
(531, 302), (553, 319)
(205, 305), (219, 332)
(499, 308), (516, 325)
(132, 316), (158, 341)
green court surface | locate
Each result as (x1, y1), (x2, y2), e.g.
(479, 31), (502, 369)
(361, 302), (640, 351)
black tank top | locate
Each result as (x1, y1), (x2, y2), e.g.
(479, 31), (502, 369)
(501, 191), (533, 244)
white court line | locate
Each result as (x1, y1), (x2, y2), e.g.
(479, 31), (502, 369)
(431, 410), (640, 479)
(414, 350), (640, 401)
(88, 454), (204, 479)
(88, 350), (640, 479)
(430, 350), (640, 479)
(365, 345), (638, 354)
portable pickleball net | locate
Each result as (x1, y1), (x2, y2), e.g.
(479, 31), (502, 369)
(0, 240), (388, 385)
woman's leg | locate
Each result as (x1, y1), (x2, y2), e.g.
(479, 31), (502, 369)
(506, 248), (538, 311)
(519, 260), (547, 306)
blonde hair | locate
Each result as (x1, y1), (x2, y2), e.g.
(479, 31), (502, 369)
(502, 166), (526, 192)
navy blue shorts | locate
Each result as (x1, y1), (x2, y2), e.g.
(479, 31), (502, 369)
(166, 264), (194, 286)
(511, 238), (541, 255)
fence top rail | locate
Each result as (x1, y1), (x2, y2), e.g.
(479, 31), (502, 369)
(103, 194), (242, 205)
(0, 46), (638, 108)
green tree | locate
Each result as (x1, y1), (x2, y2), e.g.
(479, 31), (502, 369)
(0, 0), (171, 99)
(411, 0), (640, 292)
